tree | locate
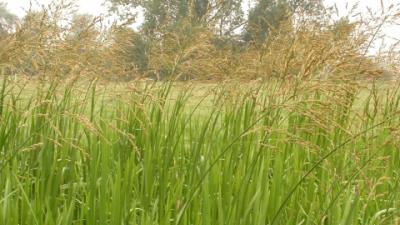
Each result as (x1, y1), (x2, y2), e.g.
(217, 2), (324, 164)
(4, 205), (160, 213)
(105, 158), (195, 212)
(0, 2), (18, 36)
(107, 0), (244, 37)
(112, 26), (150, 74)
(244, 0), (290, 44)
(288, 0), (324, 15)
(243, 0), (323, 44)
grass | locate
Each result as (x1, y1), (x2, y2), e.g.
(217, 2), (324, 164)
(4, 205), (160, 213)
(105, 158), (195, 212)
(1, 1), (399, 224)
(0, 77), (399, 225)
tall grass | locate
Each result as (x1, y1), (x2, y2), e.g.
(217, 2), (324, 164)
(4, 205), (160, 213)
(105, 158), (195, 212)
(0, 77), (399, 225)
(0, 2), (399, 224)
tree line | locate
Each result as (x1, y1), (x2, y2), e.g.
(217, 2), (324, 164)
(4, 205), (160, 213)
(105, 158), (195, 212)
(0, 0), (397, 81)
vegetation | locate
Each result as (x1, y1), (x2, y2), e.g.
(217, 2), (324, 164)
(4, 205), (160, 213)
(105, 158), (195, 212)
(0, 0), (397, 81)
(0, 78), (400, 224)
(0, 0), (399, 224)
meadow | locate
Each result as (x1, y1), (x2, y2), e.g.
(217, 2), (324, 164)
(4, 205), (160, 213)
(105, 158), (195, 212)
(0, 77), (399, 225)
(1, 1), (400, 224)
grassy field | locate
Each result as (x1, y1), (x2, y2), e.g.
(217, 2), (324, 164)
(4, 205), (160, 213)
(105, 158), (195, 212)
(0, 78), (399, 225)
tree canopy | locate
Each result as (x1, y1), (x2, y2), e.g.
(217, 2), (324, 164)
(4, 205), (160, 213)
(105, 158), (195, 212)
(244, 0), (324, 44)
(108, 0), (244, 36)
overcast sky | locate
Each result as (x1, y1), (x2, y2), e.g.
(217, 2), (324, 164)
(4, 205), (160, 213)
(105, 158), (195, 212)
(2, 0), (397, 24)
(1, 0), (394, 20)
(2, 0), (400, 52)
(3, 0), (108, 17)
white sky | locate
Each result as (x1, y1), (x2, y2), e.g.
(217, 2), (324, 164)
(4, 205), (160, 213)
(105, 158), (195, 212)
(2, 0), (400, 52)
(1, 0), (393, 21)
(3, 0), (108, 17)
(1, 0), (398, 23)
